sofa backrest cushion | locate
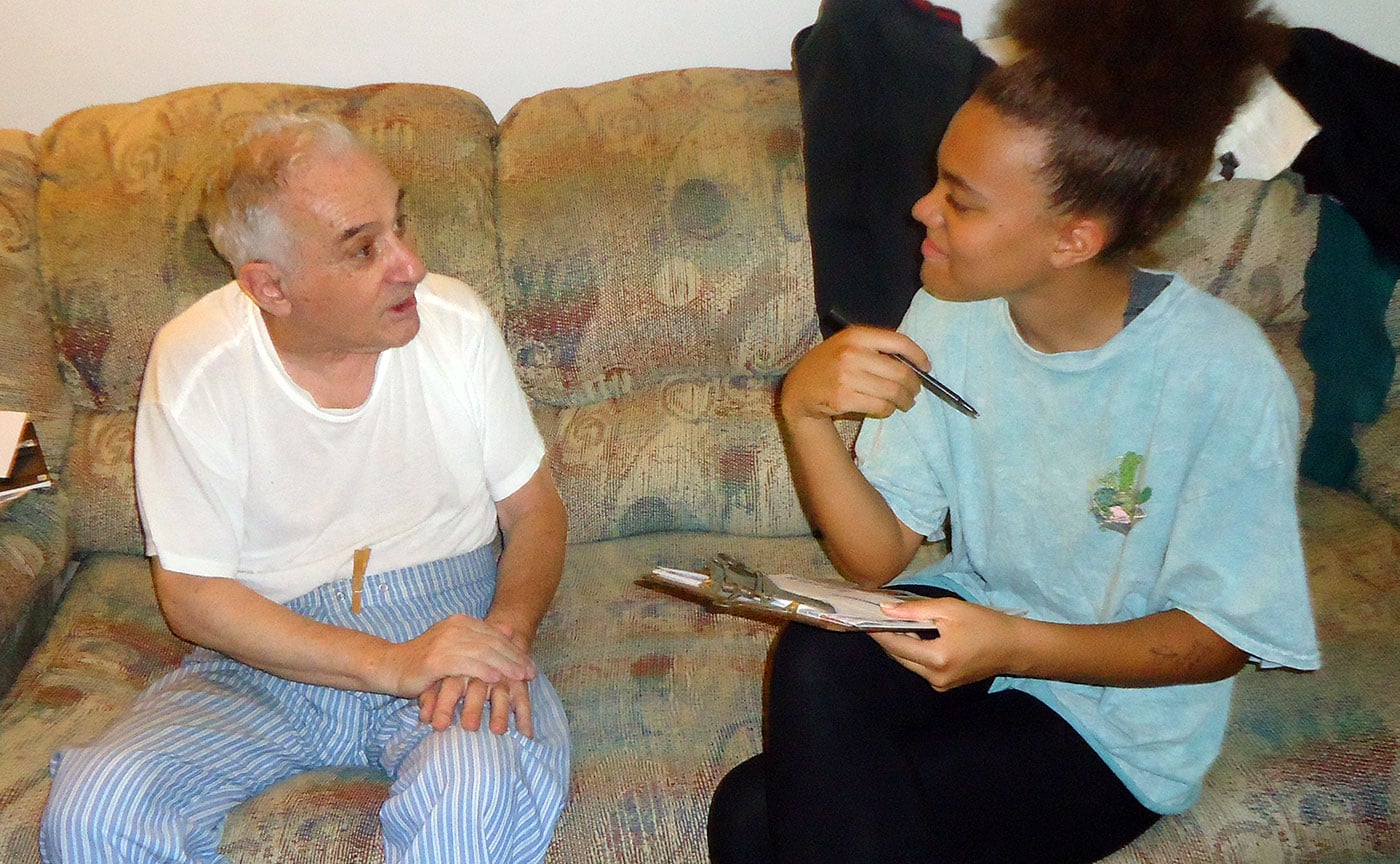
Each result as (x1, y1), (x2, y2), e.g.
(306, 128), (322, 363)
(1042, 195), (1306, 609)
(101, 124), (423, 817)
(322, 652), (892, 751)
(34, 83), (502, 555)
(496, 69), (817, 408)
(497, 70), (823, 540)
(1155, 173), (1319, 328)
(0, 130), (72, 471)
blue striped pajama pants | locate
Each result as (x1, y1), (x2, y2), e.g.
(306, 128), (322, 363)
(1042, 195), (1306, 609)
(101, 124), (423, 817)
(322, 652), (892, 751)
(40, 546), (571, 864)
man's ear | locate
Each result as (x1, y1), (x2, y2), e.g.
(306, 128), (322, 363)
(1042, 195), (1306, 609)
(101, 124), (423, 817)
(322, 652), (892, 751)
(237, 261), (291, 317)
(1050, 214), (1110, 269)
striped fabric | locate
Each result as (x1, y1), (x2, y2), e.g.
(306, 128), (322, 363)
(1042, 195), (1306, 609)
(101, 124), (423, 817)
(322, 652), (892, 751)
(39, 546), (571, 864)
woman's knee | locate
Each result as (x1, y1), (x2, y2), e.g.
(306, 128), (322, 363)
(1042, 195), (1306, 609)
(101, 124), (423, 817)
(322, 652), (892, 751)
(708, 754), (773, 864)
(770, 624), (880, 693)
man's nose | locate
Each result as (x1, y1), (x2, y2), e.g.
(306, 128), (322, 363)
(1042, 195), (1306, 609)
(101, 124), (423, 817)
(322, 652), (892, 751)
(389, 232), (427, 284)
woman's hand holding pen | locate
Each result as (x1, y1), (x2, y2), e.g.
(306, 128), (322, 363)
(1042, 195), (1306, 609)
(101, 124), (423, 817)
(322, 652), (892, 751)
(779, 324), (931, 422)
(777, 324), (933, 588)
(870, 598), (1027, 692)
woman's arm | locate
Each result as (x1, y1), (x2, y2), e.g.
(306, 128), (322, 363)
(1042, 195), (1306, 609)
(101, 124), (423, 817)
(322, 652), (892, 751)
(779, 326), (932, 587)
(873, 599), (1248, 691)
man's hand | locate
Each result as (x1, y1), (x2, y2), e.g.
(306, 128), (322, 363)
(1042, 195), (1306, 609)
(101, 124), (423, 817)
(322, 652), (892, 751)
(415, 621), (536, 737)
(418, 676), (535, 738)
(378, 613), (536, 699)
(151, 561), (536, 697)
(409, 464), (563, 735)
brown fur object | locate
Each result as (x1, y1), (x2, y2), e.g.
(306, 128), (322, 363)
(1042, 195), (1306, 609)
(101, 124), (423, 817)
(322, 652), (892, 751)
(997, 0), (1288, 150)
(979, 0), (1289, 258)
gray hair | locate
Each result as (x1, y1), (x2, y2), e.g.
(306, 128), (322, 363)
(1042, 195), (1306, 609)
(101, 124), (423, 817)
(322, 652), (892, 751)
(202, 114), (366, 269)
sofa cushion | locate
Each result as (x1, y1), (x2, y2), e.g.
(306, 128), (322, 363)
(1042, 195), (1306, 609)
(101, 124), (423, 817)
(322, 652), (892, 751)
(1, 486), (1396, 862)
(496, 69), (816, 409)
(0, 130), (73, 473)
(1357, 409), (1400, 529)
(1154, 174), (1317, 329)
(32, 83), (502, 555)
(0, 488), (71, 696)
(538, 380), (858, 542)
(62, 410), (140, 556)
(0, 130), (75, 694)
(1157, 173), (1400, 505)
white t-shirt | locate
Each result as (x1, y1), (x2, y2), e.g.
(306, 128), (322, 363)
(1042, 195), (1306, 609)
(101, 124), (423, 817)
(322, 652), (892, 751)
(856, 275), (1321, 814)
(134, 273), (545, 603)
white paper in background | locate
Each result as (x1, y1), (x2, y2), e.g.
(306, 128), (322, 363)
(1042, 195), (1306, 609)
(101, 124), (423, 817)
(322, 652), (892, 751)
(0, 411), (26, 478)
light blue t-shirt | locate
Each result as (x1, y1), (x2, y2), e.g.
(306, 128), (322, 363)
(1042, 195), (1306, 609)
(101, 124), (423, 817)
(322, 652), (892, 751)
(854, 275), (1322, 814)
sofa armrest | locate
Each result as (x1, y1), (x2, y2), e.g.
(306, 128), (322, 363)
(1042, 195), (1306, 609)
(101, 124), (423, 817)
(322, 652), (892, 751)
(0, 487), (72, 696)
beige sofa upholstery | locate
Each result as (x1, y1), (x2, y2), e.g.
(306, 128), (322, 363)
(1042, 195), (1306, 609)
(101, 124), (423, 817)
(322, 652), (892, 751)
(0, 71), (1397, 862)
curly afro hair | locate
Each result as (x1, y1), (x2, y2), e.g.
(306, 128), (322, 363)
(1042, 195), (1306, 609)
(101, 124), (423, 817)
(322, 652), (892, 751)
(977, 0), (1289, 259)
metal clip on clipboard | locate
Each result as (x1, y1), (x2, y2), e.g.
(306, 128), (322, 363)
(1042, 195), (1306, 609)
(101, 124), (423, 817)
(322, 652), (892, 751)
(708, 553), (837, 613)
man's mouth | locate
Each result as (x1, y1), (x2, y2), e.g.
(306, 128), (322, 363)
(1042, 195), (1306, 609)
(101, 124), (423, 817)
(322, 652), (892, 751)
(389, 295), (417, 314)
(922, 236), (947, 260)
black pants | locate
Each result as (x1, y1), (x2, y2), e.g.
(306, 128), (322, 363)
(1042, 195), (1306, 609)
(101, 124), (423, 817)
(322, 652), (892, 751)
(794, 0), (993, 333)
(708, 594), (1159, 864)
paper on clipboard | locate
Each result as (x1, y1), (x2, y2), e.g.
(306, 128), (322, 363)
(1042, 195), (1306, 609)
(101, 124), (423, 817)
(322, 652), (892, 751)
(645, 563), (939, 632)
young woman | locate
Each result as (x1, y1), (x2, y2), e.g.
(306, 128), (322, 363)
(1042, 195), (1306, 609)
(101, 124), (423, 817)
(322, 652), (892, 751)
(708, 2), (1320, 862)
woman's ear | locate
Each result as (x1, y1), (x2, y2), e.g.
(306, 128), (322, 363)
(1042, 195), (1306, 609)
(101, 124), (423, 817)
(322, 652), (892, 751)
(237, 261), (291, 317)
(1051, 214), (1111, 269)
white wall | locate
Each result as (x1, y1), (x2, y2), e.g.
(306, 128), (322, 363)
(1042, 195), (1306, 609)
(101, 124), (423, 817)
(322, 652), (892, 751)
(2, 0), (1398, 134)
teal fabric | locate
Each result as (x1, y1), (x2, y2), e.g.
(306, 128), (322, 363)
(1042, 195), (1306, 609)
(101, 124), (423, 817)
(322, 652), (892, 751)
(1298, 196), (1400, 487)
(855, 278), (1320, 814)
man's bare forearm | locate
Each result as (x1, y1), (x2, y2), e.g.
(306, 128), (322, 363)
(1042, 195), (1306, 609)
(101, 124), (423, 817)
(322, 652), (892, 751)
(152, 559), (535, 697)
(486, 464), (568, 651)
(153, 559), (403, 691)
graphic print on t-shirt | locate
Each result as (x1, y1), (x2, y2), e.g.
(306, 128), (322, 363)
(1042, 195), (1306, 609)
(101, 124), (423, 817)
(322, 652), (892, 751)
(1090, 451), (1151, 535)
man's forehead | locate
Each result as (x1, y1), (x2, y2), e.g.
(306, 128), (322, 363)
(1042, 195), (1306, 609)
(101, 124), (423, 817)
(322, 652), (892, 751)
(282, 149), (402, 234)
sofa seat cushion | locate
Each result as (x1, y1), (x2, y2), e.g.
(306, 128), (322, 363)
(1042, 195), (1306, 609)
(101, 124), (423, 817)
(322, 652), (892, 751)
(0, 489), (71, 695)
(1359, 410), (1400, 529)
(1, 486), (1395, 862)
(0, 553), (182, 862)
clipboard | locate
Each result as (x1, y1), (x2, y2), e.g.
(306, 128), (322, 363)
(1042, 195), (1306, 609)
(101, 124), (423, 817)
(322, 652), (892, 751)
(644, 554), (939, 633)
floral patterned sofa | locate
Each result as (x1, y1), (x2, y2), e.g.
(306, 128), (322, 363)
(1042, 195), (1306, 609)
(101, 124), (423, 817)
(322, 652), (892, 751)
(1, 70), (1398, 863)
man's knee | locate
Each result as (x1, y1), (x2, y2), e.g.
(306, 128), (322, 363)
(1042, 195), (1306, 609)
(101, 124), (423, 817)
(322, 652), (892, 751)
(43, 747), (152, 858)
(43, 745), (217, 862)
(382, 728), (567, 863)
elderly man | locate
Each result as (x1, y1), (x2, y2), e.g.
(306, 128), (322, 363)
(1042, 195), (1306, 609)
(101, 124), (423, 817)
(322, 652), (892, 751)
(40, 115), (571, 863)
